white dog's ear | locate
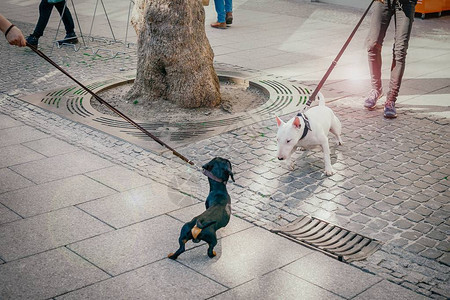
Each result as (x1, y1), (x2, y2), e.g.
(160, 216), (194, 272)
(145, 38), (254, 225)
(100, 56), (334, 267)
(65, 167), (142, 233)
(293, 116), (301, 128)
(276, 116), (284, 127)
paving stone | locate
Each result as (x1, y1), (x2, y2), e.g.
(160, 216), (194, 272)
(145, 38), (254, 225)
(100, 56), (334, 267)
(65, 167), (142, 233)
(411, 194), (432, 203)
(420, 249), (443, 260)
(389, 238), (410, 247)
(417, 237), (437, 248)
(355, 198), (375, 208)
(426, 230), (447, 241)
(380, 212), (400, 222)
(10, 150), (114, 184)
(367, 219), (389, 230)
(0, 114), (22, 129)
(401, 231), (422, 241)
(405, 243), (426, 254)
(0, 168), (34, 194)
(362, 207), (382, 218)
(210, 269), (343, 300)
(415, 206), (434, 217)
(78, 183), (191, 228)
(0, 248), (109, 299)
(405, 212), (425, 223)
(424, 217), (444, 226)
(0, 175), (116, 218)
(392, 206), (410, 216)
(0, 207), (112, 261)
(0, 125), (48, 148)
(425, 201), (444, 210)
(390, 192), (410, 201)
(0, 144), (45, 169)
(412, 223), (433, 234)
(85, 165), (157, 192)
(283, 252), (381, 299)
(0, 203), (21, 225)
(372, 201), (394, 212)
(347, 202), (366, 213)
(437, 253), (450, 267)
(435, 241), (450, 252)
(68, 215), (183, 275)
(58, 259), (226, 300)
(291, 190), (311, 200)
(332, 195), (352, 206)
(383, 197), (406, 205)
(393, 219), (414, 230)
(22, 137), (79, 157)
(400, 201), (421, 210)
(178, 226), (311, 288)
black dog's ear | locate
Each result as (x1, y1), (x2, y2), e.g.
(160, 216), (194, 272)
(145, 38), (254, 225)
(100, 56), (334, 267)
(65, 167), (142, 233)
(226, 160), (235, 182)
(229, 171), (235, 182)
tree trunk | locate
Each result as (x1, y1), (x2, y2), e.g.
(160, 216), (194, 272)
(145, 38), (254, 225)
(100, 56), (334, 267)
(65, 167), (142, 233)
(128, 0), (221, 108)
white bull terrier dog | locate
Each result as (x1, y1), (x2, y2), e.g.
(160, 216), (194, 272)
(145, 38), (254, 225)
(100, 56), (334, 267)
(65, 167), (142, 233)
(276, 95), (343, 176)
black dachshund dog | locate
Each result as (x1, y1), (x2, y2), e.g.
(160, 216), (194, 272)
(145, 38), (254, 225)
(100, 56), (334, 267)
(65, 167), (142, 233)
(168, 157), (234, 259)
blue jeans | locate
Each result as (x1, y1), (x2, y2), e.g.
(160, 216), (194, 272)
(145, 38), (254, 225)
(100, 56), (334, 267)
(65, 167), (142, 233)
(214, 0), (232, 23)
(367, 0), (416, 100)
(33, 0), (75, 37)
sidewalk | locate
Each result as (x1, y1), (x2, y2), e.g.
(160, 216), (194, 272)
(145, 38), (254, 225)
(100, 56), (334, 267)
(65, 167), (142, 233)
(0, 114), (429, 299)
(1, 0), (449, 299)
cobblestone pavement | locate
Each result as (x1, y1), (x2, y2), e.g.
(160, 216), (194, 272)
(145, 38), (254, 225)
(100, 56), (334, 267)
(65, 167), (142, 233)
(1, 8), (449, 300)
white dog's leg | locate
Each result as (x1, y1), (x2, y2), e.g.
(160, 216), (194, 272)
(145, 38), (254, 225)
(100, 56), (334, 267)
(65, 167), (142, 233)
(321, 139), (335, 176)
(330, 115), (343, 146)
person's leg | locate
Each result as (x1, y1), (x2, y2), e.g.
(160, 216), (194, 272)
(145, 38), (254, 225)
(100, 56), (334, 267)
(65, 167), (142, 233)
(32, 0), (54, 37)
(54, 0), (75, 35)
(211, 0), (226, 28)
(384, 0), (415, 118)
(387, 0), (415, 101)
(214, 0), (225, 23)
(367, 1), (393, 93)
(364, 0), (393, 109)
(225, 0), (233, 24)
(53, 0), (78, 44)
(225, 0), (232, 13)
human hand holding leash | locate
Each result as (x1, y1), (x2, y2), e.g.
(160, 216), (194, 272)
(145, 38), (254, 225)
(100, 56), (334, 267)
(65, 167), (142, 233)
(6, 26), (26, 47)
(0, 14), (26, 47)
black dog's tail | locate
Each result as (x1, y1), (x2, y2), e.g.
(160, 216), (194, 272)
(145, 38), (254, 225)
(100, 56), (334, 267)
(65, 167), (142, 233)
(196, 220), (216, 229)
(191, 220), (217, 240)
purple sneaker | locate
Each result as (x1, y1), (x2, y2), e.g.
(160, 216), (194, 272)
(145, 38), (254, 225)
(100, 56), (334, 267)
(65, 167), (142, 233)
(364, 89), (383, 110)
(384, 100), (397, 119)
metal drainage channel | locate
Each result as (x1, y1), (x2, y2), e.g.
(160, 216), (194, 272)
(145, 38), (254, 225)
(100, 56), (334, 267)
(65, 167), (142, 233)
(271, 216), (382, 262)
(21, 70), (318, 153)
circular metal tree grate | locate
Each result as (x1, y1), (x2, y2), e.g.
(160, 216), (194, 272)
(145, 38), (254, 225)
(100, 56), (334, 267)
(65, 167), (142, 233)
(21, 69), (319, 153)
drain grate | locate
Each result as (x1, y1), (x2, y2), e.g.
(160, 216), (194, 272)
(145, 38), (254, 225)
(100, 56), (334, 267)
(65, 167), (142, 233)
(271, 216), (382, 262)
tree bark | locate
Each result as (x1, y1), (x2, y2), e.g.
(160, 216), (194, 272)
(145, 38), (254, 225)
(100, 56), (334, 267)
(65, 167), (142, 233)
(128, 0), (221, 108)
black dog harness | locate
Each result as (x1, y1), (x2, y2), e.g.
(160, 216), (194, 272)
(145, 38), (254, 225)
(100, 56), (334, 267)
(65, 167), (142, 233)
(202, 169), (227, 184)
(297, 112), (312, 140)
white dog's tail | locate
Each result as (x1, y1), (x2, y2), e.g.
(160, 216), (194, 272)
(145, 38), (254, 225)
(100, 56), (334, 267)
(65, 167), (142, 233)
(317, 92), (326, 106)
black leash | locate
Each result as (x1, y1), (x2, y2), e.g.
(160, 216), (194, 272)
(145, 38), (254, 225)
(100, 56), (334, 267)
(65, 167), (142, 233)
(26, 42), (195, 166)
(306, 0), (375, 107)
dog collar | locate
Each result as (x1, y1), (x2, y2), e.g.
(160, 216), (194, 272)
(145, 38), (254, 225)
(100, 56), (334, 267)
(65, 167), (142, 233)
(297, 112), (311, 140)
(202, 168), (227, 184)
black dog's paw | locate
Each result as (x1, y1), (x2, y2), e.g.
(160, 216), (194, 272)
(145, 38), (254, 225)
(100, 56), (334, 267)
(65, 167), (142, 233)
(208, 250), (217, 258)
(168, 253), (177, 260)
